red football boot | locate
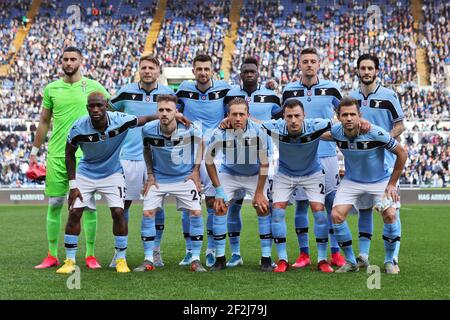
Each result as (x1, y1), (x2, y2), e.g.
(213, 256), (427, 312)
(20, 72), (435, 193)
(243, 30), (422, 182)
(331, 252), (346, 267)
(34, 253), (59, 269)
(86, 256), (101, 269)
(291, 252), (311, 268)
(273, 260), (289, 273)
(318, 260), (334, 273)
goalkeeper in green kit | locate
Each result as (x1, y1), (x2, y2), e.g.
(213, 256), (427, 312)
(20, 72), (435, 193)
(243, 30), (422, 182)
(31, 47), (110, 269)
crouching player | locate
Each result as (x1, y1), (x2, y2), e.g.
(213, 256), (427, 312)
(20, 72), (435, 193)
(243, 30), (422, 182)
(205, 97), (273, 272)
(57, 92), (154, 274)
(136, 95), (206, 272)
(323, 97), (407, 273)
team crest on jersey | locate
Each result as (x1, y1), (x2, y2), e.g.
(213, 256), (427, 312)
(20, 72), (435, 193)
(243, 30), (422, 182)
(100, 134), (107, 141)
(88, 135), (93, 141)
(146, 96), (151, 102)
(132, 94), (137, 100)
(201, 95), (206, 100)
(307, 91), (312, 96)
(374, 100), (382, 108)
(189, 92), (194, 98)
(363, 101), (368, 106)
(319, 88), (327, 95)
(246, 97), (251, 103)
(81, 81), (87, 93)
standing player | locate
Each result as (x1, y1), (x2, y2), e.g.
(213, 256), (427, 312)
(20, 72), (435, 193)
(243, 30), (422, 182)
(324, 97), (407, 273)
(349, 54), (405, 271)
(205, 98), (273, 271)
(31, 47), (110, 269)
(108, 55), (179, 268)
(136, 95), (206, 272)
(222, 57), (282, 268)
(262, 100), (335, 273)
(56, 92), (154, 274)
(176, 54), (232, 267)
(281, 47), (345, 268)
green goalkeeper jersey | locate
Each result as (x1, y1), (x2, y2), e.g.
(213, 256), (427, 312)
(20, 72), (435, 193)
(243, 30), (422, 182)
(42, 76), (110, 158)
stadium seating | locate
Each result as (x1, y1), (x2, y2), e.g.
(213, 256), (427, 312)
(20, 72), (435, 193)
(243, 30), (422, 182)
(0, 0), (448, 187)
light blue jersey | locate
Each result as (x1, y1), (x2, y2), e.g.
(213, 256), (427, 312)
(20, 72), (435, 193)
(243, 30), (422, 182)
(349, 84), (404, 168)
(331, 124), (398, 183)
(262, 118), (331, 177)
(208, 119), (268, 177)
(142, 121), (202, 183)
(67, 112), (138, 179)
(224, 84), (282, 121)
(109, 82), (175, 160)
(282, 79), (342, 158)
(176, 80), (231, 139)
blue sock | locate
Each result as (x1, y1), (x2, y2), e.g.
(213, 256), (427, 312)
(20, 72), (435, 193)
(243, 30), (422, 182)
(294, 200), (309, 255)
(155, 209), (165, 249)
(332, 221), (356, 265)
(213, 215), (227, 257)
(358, 208), (373, 258)
(258, 214), (272, 257)
(383, 221), (400, 264)
(141, 216), (155, 260)
(227, 201), (242, 255)
(393, 209), (401, 261)
(313, 211), (328, 262)
(64, 234), (78, 261)
(189, 215), (204, 261)
(115, 236), (128, 260)
(272, 208), (288, 262)
(123, 207), (130, 223)
(206, 207), (215, 251)
(325, 191), (340, 254)
(181, 210), (192, 252)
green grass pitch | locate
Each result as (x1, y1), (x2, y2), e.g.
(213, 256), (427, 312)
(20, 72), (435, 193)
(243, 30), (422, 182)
(1, 204), (449, 300)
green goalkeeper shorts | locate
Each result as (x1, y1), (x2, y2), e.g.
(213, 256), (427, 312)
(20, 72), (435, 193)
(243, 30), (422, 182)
(45, 157), (80, 197)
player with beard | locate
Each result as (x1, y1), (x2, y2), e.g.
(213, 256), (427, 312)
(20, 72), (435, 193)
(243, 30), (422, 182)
(31, 47), (110, 269)
(349, 54), (405, 272)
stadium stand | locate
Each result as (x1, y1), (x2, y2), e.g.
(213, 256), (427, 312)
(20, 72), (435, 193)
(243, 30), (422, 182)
(0, 0), (448, 187)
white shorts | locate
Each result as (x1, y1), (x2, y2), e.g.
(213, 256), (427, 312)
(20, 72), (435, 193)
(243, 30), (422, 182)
(333, 178), (399, 209)
(74, 173), (126, 210)
(219, 172), (269, 203)
(200, 160), (215, 197)
(272, 170), (326, 204)
(121, 159), (147, 200)
(354, 181), (401, 210)
(294, 156), (339, 201)
(143, 179), (202, 212)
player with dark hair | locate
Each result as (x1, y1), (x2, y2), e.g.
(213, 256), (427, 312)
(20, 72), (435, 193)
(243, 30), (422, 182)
(281, 47), (346, 269)
(57, 92), (155, 274)
(176, 53), (232, 267)
(220, 56), (282, 268)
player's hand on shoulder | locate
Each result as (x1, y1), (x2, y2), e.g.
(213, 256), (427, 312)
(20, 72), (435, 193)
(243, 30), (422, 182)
(175, 112), (191, 128)
(265, 79), (278, 91)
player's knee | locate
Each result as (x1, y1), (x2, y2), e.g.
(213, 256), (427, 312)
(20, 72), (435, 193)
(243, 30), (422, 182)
(256, 209), (269, 217)
(190, 210), (202, 217)
(143, 210), (156, 218)
(111, 208), (125, 220)
(310, 202), (324, 212)
(331, 208), (345, 224)
(49, 196), (65, 207)
(382, 208), (397, 224)
(273, 202), (287, 209)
